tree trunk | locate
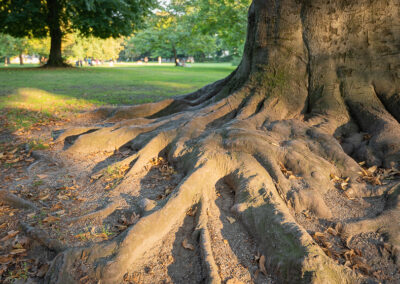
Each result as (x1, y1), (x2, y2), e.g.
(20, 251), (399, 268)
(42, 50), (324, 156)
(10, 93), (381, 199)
(40, 0), (400, 283)
(19, 53), (23, 65)
(172, 44), (179, 66)
(45, 0), (67, 67)
(4, 56), (8, 66)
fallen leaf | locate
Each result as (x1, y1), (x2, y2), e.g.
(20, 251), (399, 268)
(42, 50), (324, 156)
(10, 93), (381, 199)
(10, 248), (26, 255)
(115, 224), (127, 231)
(1, 230), (19, 242)
(37, 174), (48, 179)
(55, 210), (65, 215)
(259, 255), (267, 275)
(39, 194), (50, 200)
(50, 203), (63, 211)
(182, 238), (195, 250)
(43, 216), (60, 223)
(227, 216), (236, 224)
(0, 255), (12, 264)
(326, 227), (338, 236)
(367, 166), (377, 174)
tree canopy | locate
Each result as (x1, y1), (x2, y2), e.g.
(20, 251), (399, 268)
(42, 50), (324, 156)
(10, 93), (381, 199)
(0, 0), (155, 66)
(122, 0), (250, 63)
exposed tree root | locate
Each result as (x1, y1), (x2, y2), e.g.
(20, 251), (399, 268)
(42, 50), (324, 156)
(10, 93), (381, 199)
(66, 201), (121, 224)
(42, 0), (400, 282)
(20, 222), (65, 253)
(0, 189), (38, 210)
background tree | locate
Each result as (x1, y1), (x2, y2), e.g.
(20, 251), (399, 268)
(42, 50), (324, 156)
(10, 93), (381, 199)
(0, 34), (16, 65)
(63, 33), (124, 62)
(189, 0), (251, 58)
(125, 1), (217, 65)
(0, 0), (154, 66)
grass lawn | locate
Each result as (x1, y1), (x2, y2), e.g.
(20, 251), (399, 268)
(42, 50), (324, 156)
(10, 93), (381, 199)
(0, 63), (235, 130)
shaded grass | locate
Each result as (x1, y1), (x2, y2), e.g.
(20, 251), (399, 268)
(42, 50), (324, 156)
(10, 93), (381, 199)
(0, 63), (235, 130)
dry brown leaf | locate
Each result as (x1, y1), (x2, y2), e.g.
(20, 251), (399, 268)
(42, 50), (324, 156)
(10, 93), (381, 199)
(0, 223), (7, 229)
(227, 216), (236, 224)
(367, 166), (377, 174)
(0, 255), (12, 264)
(55, 210), (65, 215)
(96, 233), (109, 239)
(1, 230), (19, 242)
(37, 174), (48, 179)
(50, 202), (63, 211)
(182, 238), (195, 250)
(335, 222), (343, 233)
(57, 194), (69, 200)
(259, 255), (267, 276)
(314, 232), (325, 239)
(43, 216), (60, 223)
(39, 194), (50, 200)
(326, 227), (338, 236)
(115, 224), (127, 231)
(10, 248), (26, 255)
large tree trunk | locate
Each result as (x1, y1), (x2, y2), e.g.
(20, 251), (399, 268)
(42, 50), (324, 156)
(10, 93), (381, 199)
(24, 0), (399, 283)
(45, 0), (67, 67)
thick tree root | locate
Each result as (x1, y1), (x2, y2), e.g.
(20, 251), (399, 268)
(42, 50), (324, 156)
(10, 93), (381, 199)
(66, 201), (121, 224)
(20, 222), (65, 253)
(43, 1), (400, 282)
(0, 189), (38, 210)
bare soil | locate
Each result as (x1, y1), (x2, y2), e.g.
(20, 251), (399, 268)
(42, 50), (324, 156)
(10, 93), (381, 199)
(0, 116), (275, 283)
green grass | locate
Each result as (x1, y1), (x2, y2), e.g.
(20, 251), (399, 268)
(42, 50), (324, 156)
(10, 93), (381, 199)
(0, 63), (235, 130)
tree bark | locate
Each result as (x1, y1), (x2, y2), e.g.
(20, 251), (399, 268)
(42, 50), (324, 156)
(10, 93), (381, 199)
(172, 44), (179, 66)
(19, 53), (23, 65)
(4, 56), (8, 66)
(46, 0), (67, 67)
(44, 0), (400, 283)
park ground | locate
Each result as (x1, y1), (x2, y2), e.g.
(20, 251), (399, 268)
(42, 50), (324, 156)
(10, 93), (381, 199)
(0, 63), (235, 131)
(1, 63), (267, 283)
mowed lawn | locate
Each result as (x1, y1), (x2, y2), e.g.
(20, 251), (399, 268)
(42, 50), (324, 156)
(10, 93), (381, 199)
(0, 63), (235, 130)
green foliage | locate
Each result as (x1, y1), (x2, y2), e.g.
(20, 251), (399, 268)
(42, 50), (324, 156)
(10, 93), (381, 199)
(63, 33), (124, 60)
(0, 0), (155, 39)
(123, 1), (218, 61)
(190, 0), (251, 57)
(123, 0), (250, 61)
(0, 0), (155, 63)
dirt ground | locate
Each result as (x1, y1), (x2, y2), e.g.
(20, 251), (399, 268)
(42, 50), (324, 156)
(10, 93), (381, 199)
(1, 111), (400, 283)
(0, 115), (274, 283)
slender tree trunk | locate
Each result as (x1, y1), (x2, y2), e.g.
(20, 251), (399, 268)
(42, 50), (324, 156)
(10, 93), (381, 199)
(46, 0), (66, 67)
(172, 44), (178, 66)
(19, 53), (23, 65)
(4, 57), (8, 66)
